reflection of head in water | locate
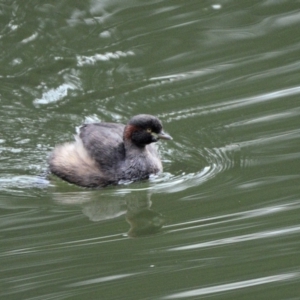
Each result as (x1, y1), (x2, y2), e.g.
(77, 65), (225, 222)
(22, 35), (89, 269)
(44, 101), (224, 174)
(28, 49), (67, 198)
(126, 208), (166, 238)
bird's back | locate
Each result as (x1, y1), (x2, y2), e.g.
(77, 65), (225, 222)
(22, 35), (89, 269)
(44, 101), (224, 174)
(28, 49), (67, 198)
(79, 123), (126, 172)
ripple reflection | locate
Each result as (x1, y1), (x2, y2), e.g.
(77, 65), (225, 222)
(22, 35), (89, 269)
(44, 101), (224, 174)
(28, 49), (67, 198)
(163, 273), (299, 299)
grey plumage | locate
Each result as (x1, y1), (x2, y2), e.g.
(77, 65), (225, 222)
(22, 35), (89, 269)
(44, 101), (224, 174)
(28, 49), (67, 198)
(48, 114), (172, 188)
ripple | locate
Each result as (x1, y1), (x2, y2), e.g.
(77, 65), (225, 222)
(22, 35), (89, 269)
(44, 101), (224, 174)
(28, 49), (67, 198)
(76, 51), (135, 66)
(33, 83), (77, 106)
(67, 273), (140, 287)
(168, 225), (300, 251)
(163, 272), (299, 299)
(0, 175), (49, 194)
(159, 86), (300, 123)
(110, 142), (239, 195)
(163, 199), (300, 234)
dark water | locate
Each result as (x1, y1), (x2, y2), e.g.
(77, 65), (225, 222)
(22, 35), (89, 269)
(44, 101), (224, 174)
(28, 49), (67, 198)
(1, 1), (300, 299)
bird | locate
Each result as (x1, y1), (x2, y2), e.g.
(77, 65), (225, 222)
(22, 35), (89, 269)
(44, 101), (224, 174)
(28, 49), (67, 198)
(48, 114), (172, 188)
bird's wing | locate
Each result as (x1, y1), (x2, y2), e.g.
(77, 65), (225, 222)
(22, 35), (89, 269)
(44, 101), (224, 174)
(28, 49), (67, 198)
(79, 123), (125, 169)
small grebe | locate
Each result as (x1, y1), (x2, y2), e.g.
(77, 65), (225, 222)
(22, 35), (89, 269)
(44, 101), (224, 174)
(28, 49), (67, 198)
(48, 114), (172, 187)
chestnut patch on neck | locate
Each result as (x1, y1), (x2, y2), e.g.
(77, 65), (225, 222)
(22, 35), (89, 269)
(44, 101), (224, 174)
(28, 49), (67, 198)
(124, 124), (139, 141)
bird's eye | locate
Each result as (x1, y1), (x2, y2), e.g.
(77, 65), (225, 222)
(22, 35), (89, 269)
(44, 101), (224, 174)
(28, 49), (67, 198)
(146, 128), (152, 133)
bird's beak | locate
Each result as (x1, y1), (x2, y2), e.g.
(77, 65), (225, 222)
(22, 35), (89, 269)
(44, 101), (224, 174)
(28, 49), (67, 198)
(157, 131), (173, 140)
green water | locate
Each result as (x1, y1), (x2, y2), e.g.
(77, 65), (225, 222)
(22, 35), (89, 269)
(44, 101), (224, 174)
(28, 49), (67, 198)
(1, 1), (300, 299)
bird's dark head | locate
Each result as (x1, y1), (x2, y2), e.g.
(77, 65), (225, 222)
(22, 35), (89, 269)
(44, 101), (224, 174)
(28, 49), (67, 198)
(124, 114), (172, 147)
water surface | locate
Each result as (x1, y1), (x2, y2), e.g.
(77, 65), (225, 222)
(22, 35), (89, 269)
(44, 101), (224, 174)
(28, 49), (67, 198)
(1, 1), (300, 299)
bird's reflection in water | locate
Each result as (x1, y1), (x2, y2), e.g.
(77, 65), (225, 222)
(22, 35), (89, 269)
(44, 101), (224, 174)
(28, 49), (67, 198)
(52, 189), (166, 237)
(126, 208), (165, 237)
(125, 195), (165, 237)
